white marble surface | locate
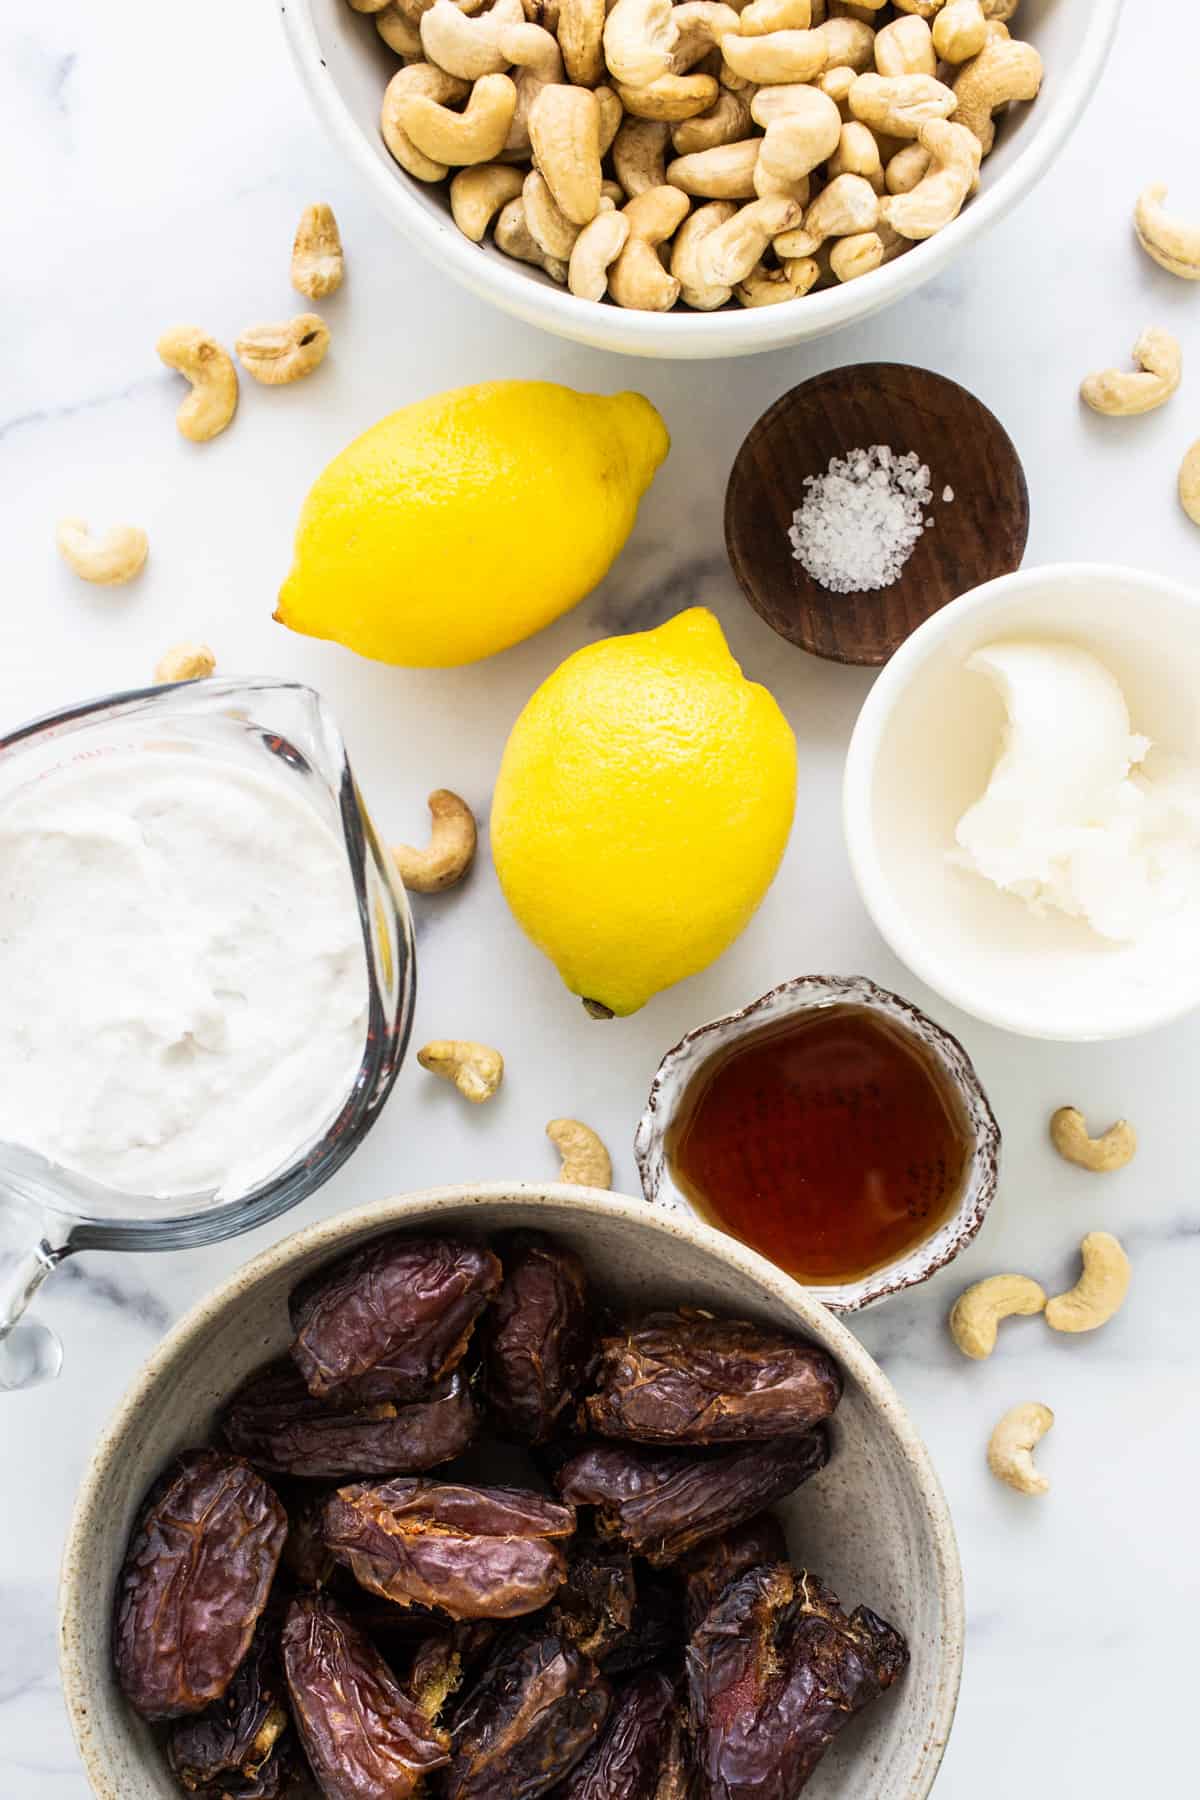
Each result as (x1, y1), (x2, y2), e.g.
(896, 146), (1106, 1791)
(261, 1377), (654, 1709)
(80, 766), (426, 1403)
(2, 1), (1199, 1792)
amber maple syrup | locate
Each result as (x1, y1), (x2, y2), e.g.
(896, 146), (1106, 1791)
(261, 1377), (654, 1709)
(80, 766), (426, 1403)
(665, 1005), (972, 1284)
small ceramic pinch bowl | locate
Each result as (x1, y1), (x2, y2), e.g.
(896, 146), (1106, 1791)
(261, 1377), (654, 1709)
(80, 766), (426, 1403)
(60, 1184), (963, 1800)
(635, 974), (1000, 1313)
(843, 563), (1200, 1041)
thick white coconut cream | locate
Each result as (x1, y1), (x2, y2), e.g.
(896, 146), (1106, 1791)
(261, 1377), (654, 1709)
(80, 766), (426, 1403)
(0, 749), (368, 1198)
(953, 640), (1200, 942)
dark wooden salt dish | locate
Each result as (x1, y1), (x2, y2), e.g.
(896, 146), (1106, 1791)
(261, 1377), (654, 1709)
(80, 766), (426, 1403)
(724, 363), (1029, 667)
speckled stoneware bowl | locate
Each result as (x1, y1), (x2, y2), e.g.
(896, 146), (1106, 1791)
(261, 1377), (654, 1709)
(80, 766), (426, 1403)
(60, 1183), (963, 1799)
(636, 975), (1001, 1313)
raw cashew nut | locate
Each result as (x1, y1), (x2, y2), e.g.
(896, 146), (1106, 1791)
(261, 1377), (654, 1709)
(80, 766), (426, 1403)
(547, 1117), (612, 1187)
(952, 33), (1041, 155)
(932, 0), (986, 63)
(603, 0), (679, 88)
(750, 80), (841, 147)
(524, 168), (583, 255)
(609, 184), (691, 308)
(529, 83), (603, 222)
(156, 326), (239, 443)
(496, 22), (565, 156)
(494, 195), (569, 279)
(400, 71), (518, 165)
(879, 117), (980, 238)
(382, 63), (471, 183)
(235, 315), (330, 385)
(1134, 184), (1200, 282)
(418, 1040), (504, 1103)
(1049, 1106), (1136, 1173)
(377, 4), (425, 56)
(616, 73), (719, 119)
(949, 1274), (1047, 1360)
(568, 202), (630, 298)
(670, 198), (738, 307)
(450, 162), (526, 238)
(391, 789), (478, 892)
(1080, 328), (1182, 417)
(987, 1403), (1053, 1497)
(829, 227), (883, 279)
(291, 204), (345, 299)
(739, 0), (811, 34)
(672, 87), (754, 153)
(828, 119), (885, 191)
(885, 141), (930, 193)
(818, 64), (858, 112)
(891, 0), (942, 17)
(155, 642), (217, 684)
(1045, 1233), (1131, 1335)
(813, 16), (876, 71)
(668, 137), (760, 198)
(611, 117), (666, 193)
(734, 255), (819, 303)
(558, 0), (605, 83)
(420, 0), (523, 76)
(873, 13), (934, 77)
(848, 72), (957, 138)
(720, 29), (827, 85)
(1180, 439), (1200, 527)
(56, 519), (148, 587)
(672, 2), (742, 71)
(754, 117), (823, 199)
(696, 192), (802, 284)
(773, 169), (877, 255)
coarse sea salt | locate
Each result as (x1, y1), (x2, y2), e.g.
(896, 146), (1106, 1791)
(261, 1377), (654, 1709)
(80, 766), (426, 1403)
(787, 444), (950, 595)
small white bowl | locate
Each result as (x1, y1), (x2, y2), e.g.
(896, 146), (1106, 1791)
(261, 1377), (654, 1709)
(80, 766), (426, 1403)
(843, 563), (1200, 1042)
(279, 0), (1122, 359)
(59, 1184), (963, 1800)
(635, 974), (1000, 1313)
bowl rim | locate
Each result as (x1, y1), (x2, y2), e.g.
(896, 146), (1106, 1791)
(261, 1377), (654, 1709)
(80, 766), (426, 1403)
(633, 973), (1001, 1312)
(842, 560), (1200, 1042)
(277, 0), (1124, 357)
(58, 1180), (964, 1799)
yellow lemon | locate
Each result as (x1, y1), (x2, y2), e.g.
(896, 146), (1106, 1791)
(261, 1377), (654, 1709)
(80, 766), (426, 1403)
(492, 608), (797, 1016)
(275, 381), (668, 667)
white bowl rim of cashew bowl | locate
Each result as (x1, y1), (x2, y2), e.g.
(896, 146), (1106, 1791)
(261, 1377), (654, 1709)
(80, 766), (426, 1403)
(843, 564), (1200, 1043)
(280, 0), (1124, 359)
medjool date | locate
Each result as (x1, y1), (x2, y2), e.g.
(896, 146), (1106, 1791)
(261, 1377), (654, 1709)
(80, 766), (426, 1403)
(282, 1593), (450, 1800)
(483, 1234), (590, 1445)
(167, 1615), (290, 1796)
(552, 1671), (679, 1800)
(556, 1432), (829, 1566)
(549, 1540), (637, 1663)
(445, 1628), (611, 1800)
(322, 1479), (575, 1619)
(222, 1361), (477, 1480)
(586, 1314), (842, 1446)
(679, 1513), (789, 1633)
(290, 1236), (501, 1401)
(686, 1564), (909, 1799)
(113, 1451), (287, 1719)
(599, 1570), (684, 1679)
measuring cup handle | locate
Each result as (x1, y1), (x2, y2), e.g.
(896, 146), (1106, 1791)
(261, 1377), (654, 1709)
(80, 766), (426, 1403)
(0, 1216), (70, 1391)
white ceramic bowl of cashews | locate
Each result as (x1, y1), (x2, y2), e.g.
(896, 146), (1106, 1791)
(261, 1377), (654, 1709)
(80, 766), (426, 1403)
(282, 0), (1121, 357)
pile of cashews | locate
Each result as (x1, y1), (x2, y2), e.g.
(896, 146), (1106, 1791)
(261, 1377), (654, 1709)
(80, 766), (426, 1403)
(354, 0), (1043, 311)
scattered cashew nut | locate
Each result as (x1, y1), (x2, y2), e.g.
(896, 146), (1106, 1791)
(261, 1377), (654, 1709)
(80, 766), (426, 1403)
(988, 1402), (1054, 1497)
(418, 1040), (505, 1103)
(291, 203), (345, 299)
(56, 519), (148, 587)
(155, 642), (217, 684)
(156, 326), (238, 443)
(1049, 1106), (1136, 1173)
(391, 790), (478, 893)
(1080, 327), (1182, 417)
(1134, 183), (1200, 282)
(1180, 439), (1200, 527)
(235, 315), (330, 385)
(1045, 1232), (1131, 1335)
(547, 1118), (613, 1187)
(949, 1274), (1046, 1360)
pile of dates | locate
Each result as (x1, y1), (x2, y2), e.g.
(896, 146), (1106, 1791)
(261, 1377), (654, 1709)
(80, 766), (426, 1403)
(113, 1231), (908, 1799)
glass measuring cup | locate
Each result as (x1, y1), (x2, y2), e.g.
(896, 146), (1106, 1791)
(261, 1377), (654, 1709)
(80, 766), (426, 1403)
(0, 677), (415, 1390)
